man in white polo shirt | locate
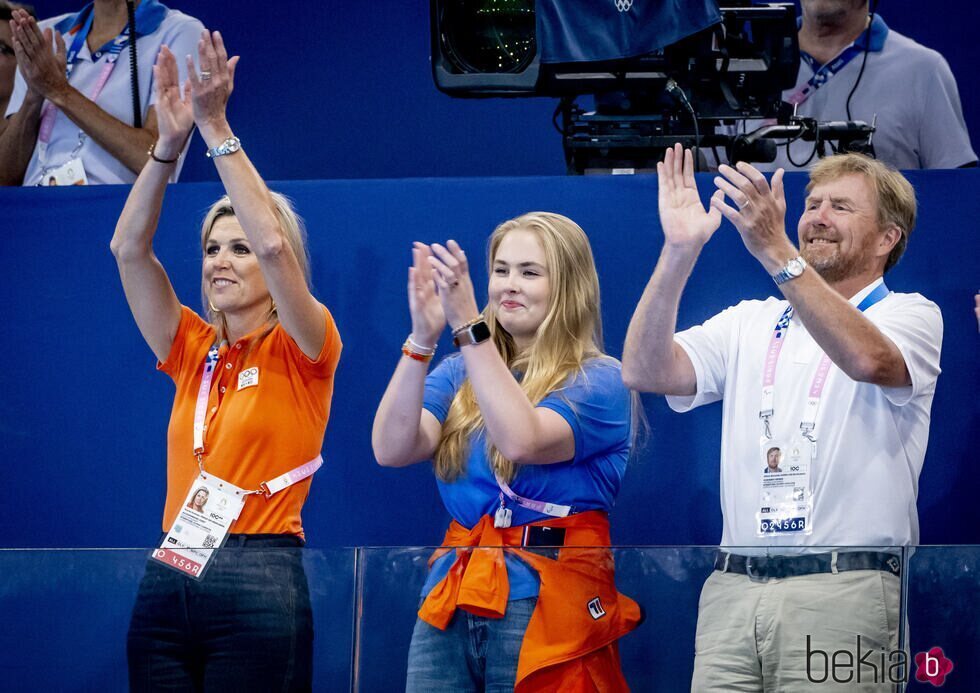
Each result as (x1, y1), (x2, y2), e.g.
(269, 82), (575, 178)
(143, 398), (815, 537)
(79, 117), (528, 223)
(0, 0), (202, 185)
(623, 144), (942, 690)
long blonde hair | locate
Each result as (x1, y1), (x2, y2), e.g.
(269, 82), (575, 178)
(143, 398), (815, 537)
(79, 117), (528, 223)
(433, 212), (604, 483)
(199, 192), (312, 343)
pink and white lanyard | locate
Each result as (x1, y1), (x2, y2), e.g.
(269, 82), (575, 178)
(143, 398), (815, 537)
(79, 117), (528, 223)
(37, 15), (132, 170)
(193, 344), (322, 499)
(494, 473), (571, 519)
(760, 281), (890, 441)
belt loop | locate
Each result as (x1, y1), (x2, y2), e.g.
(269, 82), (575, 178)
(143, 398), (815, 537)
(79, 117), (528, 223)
(722, 552), (731, 573)
(830, 550), (839, 575)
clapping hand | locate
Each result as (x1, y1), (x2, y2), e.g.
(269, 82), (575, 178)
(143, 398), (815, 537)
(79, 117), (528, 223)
(185, 30), (239, 134)
(151, 45), (193, 159)
(407, 243), (447, 348)
(427, 240), (482, 332)
(657, 143), (723, 251)
(9, 9), (68, 102)
(711, 161), (796, 270)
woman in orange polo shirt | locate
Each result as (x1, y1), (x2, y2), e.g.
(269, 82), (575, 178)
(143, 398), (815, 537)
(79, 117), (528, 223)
(111, 35), (341, 691)
(373, 215), (642, 690)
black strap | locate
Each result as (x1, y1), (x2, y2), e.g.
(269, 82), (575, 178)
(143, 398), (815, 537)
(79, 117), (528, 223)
(127, 0), (141, 128)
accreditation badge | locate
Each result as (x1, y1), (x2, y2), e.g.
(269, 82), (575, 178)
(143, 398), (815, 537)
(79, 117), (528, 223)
(152, 474), (246, 580)
(756, 437), (813, 536)
(42, 158), (89, 186)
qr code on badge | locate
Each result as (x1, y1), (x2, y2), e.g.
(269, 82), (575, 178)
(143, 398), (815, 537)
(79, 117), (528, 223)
(202, 535), (217, 549)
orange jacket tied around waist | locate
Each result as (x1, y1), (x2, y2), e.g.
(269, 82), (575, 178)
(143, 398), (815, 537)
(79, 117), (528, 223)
(419, 510), (643, 691)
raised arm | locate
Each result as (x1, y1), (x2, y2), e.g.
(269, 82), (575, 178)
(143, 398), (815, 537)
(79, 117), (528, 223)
(6, 10), (158, 176)
(424, 241), (575, 466)
(622, 144), (723, 395)
(109, 45), (192, 362)
(372, 244), (447, 467)
(187, 30), (324, 359)
(711, 162), (909, 386)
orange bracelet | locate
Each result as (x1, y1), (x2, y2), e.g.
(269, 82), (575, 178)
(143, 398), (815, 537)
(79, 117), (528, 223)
(401, 346), (433, 363)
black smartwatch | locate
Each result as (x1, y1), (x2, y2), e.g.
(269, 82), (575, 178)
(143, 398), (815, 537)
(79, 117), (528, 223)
(453, 319), (491, 348)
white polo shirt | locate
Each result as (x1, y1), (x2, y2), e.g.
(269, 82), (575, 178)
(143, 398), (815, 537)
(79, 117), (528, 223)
(667, 279), (943, 551)
(5, 1), (203, 185)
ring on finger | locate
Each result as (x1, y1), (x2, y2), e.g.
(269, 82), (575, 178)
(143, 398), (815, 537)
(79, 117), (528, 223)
(200, 70), (212, 80)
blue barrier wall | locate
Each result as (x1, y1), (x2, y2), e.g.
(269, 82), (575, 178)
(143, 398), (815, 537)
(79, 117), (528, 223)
(1, 170), (977, 548)
(23, 0), (980, 181)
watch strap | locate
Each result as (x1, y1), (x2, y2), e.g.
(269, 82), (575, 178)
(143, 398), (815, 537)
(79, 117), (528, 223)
(772, 256), (807, 285)
(206, 137), (241, 159)
(453, 320), (491, 348)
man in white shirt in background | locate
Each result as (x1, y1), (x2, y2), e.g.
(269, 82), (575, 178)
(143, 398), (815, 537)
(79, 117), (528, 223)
(0, 0), (202, 185)
(623, 145), (942, 690)
(769, 0), (975, 170)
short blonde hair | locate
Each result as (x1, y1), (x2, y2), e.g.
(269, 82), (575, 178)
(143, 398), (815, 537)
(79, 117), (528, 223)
(806, 153), (916, 273)
(199, 192), (311, 340)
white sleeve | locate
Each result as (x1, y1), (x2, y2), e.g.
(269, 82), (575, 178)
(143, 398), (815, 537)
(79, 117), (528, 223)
(146, 13), (206, 107)
(5, 71), (27, 119)
(665, 303), (743, 413)
(916, 53), (976, 168)
(874, 294), (943, 406)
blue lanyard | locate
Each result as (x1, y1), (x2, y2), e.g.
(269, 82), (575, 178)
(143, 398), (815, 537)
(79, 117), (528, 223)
(64, 10), (130, 79)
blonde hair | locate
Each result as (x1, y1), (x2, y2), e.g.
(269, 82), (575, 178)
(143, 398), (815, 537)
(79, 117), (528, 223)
(199, 192), (311, 342)
(807, 153), (916, 273)
(433, 212), (604, 483)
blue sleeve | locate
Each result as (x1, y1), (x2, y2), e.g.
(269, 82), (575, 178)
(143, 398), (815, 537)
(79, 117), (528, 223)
(536, 359), (631, 464)
(422, 354), (463, 423)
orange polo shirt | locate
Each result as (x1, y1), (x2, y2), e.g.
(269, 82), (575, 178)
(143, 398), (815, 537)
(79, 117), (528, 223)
(159, 305), (342, 538)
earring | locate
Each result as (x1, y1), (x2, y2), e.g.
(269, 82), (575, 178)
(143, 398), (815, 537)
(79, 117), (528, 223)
(208, 299), (221, 313)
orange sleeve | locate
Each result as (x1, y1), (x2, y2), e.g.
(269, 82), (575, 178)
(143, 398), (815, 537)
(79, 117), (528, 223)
(157, 306), (214, 380)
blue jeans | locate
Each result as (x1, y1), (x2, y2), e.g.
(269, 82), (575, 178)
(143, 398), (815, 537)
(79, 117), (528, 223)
(405, 597), (537, 692)
(127, 534), (312, 692)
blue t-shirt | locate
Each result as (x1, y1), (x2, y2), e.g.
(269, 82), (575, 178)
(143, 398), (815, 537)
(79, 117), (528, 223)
(420, 354), (632, 599)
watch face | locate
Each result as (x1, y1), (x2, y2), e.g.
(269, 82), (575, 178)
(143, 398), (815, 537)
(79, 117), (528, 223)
(788, 258), (805, 276)
(471, 320), (491, 343)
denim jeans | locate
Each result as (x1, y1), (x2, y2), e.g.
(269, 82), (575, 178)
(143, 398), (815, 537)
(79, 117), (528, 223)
(127, 534), (313, 692)
(405, 597), (537, 692)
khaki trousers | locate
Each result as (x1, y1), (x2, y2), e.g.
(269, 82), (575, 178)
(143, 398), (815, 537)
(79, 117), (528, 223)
(691, 569), (901, 692)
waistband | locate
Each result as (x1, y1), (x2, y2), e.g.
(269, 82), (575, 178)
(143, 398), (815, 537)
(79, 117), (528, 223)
(155, 532), (304, 548)
(223, 533), (304, 547)
(714, 550), (901, 581)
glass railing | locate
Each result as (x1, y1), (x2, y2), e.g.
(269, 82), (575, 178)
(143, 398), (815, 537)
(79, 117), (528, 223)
(0, 546), (975, 691)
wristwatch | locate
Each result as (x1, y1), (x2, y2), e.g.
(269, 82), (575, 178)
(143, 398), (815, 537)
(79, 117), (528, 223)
(452, 319), (491, 348)
(206, 137), (241, 159)
(772, 256), (807, 285)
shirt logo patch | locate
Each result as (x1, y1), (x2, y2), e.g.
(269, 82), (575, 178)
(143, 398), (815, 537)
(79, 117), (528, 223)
(237, 367), (259, 391)
(587, 596), (606, 620)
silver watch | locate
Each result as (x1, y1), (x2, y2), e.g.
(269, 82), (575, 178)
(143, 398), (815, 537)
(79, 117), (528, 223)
(206, 137), (241, 159)
(772, 256), (807, 285)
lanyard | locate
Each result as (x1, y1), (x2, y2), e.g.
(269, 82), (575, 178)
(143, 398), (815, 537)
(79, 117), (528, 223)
(495, 473), (571, 519)
(759, 281), (890, 439)
(192, 343), (323, 499)
(37, 16), (132, 166)
(785, 42), (868, 107)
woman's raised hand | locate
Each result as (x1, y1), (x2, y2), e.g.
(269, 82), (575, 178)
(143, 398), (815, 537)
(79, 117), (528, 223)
(408, 243), (447, 347)
(185, 30), (239, 134)
(152, 45), (193, 158)
(427, 240), (482, 332)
